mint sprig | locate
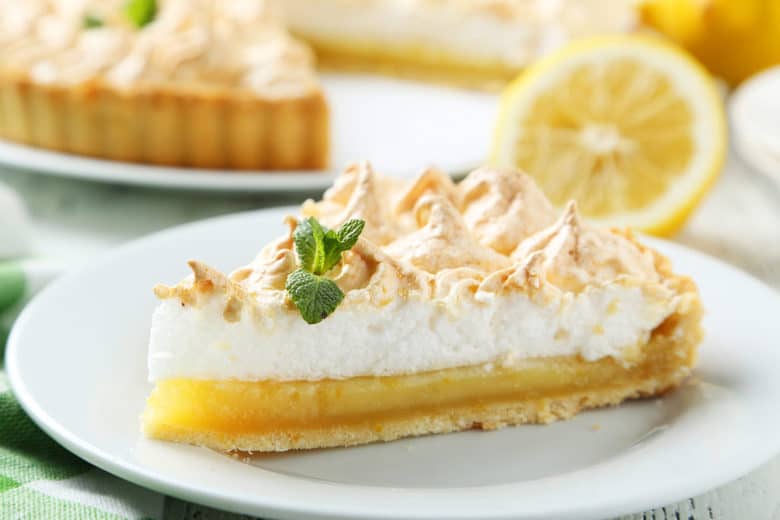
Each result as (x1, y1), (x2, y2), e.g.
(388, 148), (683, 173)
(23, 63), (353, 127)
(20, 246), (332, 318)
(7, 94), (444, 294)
(286, 270), (344, 325)
(124, 0), (157, 28)
(286, 217), (365, 324)
(83, 14), (104, 29)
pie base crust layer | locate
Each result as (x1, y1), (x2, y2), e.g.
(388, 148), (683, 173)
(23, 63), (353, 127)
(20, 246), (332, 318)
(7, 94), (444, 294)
(142, 272), (701, 452)
(0, 77), (329, 170)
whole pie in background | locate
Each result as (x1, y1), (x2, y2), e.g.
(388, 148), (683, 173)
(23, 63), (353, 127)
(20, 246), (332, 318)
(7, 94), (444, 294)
(282, 0), (637, 88)
(0, 0), (636, 170)
(0, 0), (328, 170)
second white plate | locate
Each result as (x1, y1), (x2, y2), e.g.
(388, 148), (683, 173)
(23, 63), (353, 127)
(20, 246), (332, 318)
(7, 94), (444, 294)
(7, 207), (780, 519)
(0, 75), (497, 192)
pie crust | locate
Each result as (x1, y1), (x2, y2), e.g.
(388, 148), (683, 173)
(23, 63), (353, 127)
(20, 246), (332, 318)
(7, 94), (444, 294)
(0, 76), (328, 169)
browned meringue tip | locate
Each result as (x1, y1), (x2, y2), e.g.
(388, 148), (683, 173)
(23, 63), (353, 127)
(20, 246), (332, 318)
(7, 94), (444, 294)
(152, 284), (173, 299)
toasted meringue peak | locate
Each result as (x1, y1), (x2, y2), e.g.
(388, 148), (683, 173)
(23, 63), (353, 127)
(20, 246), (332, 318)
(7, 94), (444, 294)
(303, 161), (403, 245)
(239, 248), (297, 292)
(229, 216), (297, 291)
(155, 260), (247, 321)
(157, 163), (674, 315)
(433, 267), (485, 302)
(349, 238), (434, 302)
(510, 201), (660, 292)
(385, 194), (510, 273)
(395, 166), (458, 214)
(458, 167), (557, 255)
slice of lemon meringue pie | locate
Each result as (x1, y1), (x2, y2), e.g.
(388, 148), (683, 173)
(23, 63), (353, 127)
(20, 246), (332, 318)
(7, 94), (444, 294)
(143, 162), (702, 452)
(280, 0), (638, 88)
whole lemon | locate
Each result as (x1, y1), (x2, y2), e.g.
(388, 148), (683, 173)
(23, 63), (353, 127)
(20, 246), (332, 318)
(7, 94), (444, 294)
(640, 0), (780, 84)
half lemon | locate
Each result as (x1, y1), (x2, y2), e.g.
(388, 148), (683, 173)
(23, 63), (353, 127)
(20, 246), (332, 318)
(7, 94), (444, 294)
(491, 36), (727, 236)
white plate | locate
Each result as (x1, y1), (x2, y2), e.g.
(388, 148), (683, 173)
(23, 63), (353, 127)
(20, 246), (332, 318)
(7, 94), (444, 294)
(7, 207), (780, 520)
(0, 75), (496, 192)
(729, 66), (780, 186)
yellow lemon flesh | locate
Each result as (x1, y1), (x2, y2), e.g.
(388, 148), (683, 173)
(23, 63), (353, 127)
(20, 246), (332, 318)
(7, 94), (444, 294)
(491, 36), (726, 236)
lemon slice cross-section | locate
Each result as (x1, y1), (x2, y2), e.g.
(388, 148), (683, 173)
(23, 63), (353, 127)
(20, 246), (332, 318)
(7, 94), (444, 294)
(491, 36), (727, 236)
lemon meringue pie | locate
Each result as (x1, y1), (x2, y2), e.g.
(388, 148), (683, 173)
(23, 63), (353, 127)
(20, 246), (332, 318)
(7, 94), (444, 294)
(281, 0), (638, 88)
(142, 163), (703, 452)
(0, 0), (328, 169)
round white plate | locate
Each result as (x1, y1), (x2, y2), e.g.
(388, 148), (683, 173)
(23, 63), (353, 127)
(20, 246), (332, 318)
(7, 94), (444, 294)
(729, 66), (780, 186)
(7, 208), (780, 520)
(0, 75), (496, 192)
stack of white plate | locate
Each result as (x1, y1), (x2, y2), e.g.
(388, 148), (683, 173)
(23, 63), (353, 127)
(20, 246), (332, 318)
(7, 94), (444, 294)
(730, 66), (780, 185)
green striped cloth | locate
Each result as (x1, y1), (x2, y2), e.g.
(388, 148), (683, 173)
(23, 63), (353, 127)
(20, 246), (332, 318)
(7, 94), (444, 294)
(0, 261), (166, 519)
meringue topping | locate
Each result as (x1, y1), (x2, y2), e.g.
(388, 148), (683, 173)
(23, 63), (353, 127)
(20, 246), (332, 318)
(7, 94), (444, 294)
(0, 0), (319, 96)
(156, 162), (675, 312)
(149, 163), (687, 382)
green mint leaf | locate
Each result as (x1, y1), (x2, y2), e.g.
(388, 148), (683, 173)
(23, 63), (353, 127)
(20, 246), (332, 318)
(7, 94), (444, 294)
(285, 269), (344, 324)
(124, 0), (157, 28)
(287, 217), (365, 323)
(320, 219), (365, 272)
(337, 219), (365, 250)
(321, 230), (343, 274)
(293, 217), (326, 274)
(83, 14), (104, 28)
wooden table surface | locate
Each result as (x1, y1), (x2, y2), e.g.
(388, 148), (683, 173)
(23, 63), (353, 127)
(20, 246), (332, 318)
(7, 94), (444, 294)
(1, 149), (778, 520)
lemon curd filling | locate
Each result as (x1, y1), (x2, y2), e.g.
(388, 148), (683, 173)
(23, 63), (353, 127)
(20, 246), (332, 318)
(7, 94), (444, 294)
(143, 163), (703, 452)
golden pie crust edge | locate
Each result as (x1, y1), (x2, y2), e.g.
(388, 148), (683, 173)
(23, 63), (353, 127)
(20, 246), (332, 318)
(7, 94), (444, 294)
(0, 75), (329, 170)
(142, 245), (704, 452)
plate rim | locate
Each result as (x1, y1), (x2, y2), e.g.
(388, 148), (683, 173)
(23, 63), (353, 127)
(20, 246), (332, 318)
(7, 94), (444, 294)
(0, 140), (338, 192)
(0, 139), (481, 193)
(7, 207), (780, 520)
